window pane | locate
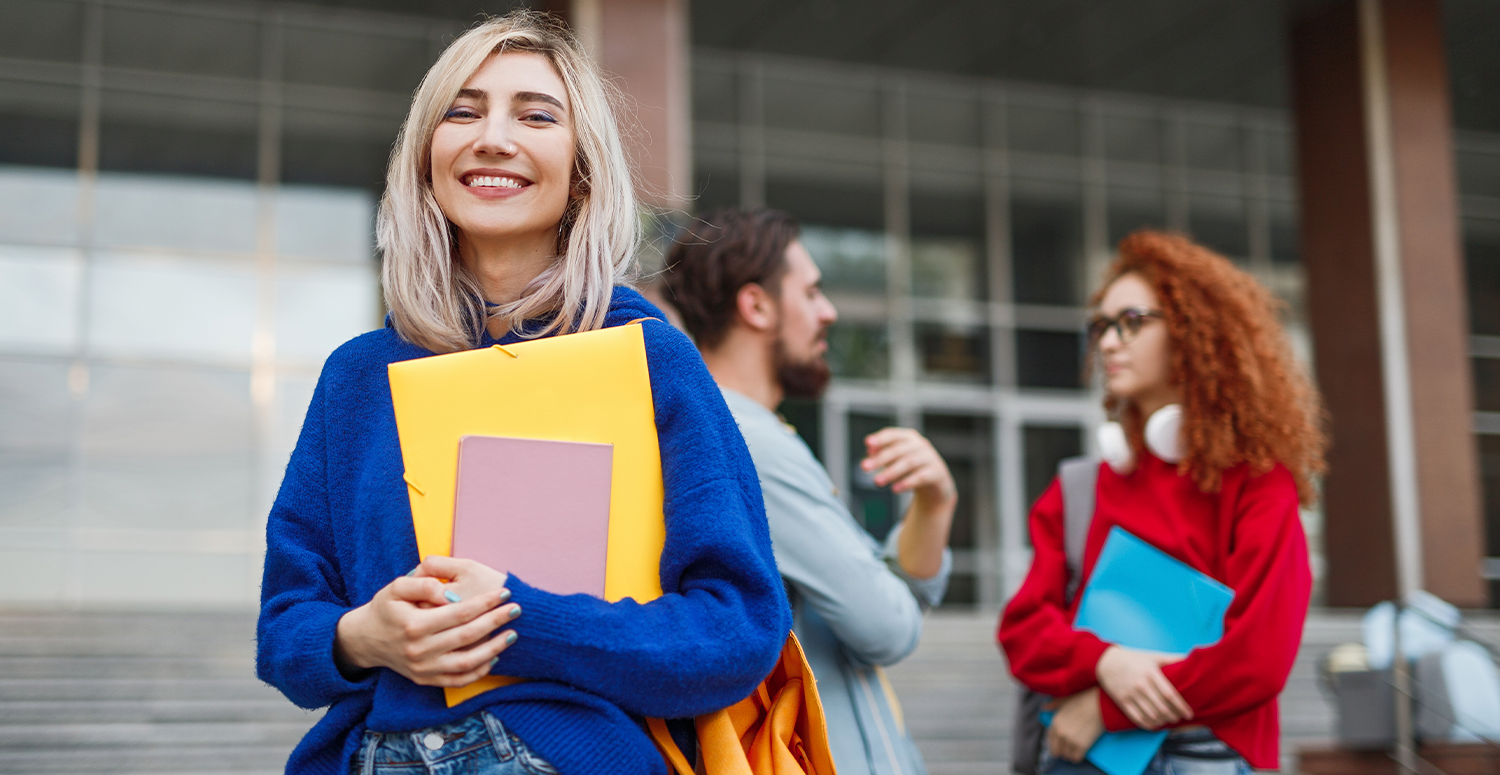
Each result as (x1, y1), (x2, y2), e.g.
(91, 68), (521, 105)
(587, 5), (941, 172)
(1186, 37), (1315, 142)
(847, 411), (898, 541)
(826, 322), (888, 380)
(911, 190), (985, 302)
(0, 0), (84, 63)
(81, 364), (254, 531)
(1270, 202), (1300, 266)
(0, 245), (81, 353)
(1011, 181), (1083, 305)
(275, 265), (377, 365)
(778, 399), (822, 461)
(924, 413), (994, 608)
(94, 173), (258, 254)
(87, 253), (257, 362)
(1106, 187), (1167, 249)
(691, 64), (736, 124)
(1476, 358), (1500, 414)
(1264, 127), (1294, 177)
(799, 224), (886, 295)
(1466, 225), (1500, 336)
(764, 76), (879, 137)
(282, 107), (399, 191)
(0, 165), (78, 245)
(1481, 435), (1500, 603)
(691, 167), (739, 215)
(908, 92), (979, 147)
(0, 80), (80, 168)
(1103, 113), (1162, 165)
(917, 323), (989, 384)
(283, 25), (430, 94)
(1184, 122), (1242, 172)
(99, 91), (258, 180)
(1016, 329), (1082, 389)
(1008, 102), (1078, 156)
(1458, 149), (1500, 199)
(0, 359), (71, 529)
(102, 6), (259, 79)
(1189, 194), (1249, 261)
(276, 185), (376, 263)
(767, 178), (883, 232)
(1023, 425), (1083, 510)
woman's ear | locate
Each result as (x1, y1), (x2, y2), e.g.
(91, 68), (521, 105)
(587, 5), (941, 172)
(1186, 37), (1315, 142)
(735, 283), (777, 334)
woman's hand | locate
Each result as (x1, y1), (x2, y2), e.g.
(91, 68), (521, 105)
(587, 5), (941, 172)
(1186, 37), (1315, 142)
(334, 556), (520, 688)
(1095, 645), (1193, 729)
(1046, 687), (1105, 763)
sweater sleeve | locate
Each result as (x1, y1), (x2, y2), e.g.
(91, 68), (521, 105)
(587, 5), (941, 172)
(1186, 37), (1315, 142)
(488, 320), (792, 719)
(997, 479), (1111, 697)
(1097, 466), (1312, 731)
(255, 372), (375, 710)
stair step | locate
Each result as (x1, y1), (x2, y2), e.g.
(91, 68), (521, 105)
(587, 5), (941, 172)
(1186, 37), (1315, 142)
(0, 699), (320, 724)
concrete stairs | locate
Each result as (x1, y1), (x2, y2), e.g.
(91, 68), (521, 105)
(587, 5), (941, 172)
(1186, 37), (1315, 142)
(2, 608), (1495, 775)
(0, 611), (320, 775)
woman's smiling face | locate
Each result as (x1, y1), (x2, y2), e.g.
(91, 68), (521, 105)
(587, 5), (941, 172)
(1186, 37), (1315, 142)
(430, 51), (574, 254)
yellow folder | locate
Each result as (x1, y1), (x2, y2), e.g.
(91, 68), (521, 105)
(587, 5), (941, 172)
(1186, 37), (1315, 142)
(387, 321), (664, 707)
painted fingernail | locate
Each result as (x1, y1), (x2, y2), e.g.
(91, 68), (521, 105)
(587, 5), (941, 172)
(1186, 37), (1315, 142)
(443, 590), (462, 604)
(508, 604), (521, 620)
(504, 631), (518, 645)
(489, 656), (500, 668)
(498, 589), (511, 604)
(405, 565), (421, 577)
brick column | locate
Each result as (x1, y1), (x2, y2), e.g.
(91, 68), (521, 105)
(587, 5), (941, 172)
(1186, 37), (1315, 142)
(1291, 0), (1484, 606)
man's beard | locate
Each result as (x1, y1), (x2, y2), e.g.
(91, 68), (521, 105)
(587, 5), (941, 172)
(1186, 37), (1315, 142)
(773, 332), (832, 400)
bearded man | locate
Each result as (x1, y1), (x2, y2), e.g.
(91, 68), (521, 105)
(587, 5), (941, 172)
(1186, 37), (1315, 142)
(662, 207), (956, 775)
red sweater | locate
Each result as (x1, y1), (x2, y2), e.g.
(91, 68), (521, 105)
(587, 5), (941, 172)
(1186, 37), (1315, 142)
(997, 453), (1311, 770)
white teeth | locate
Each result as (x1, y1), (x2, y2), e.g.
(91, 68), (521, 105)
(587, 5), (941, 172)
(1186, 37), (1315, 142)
(466, 175), (525, 189)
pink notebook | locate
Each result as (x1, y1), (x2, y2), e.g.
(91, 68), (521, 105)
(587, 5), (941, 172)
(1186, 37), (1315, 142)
(451, 435), (614, 597)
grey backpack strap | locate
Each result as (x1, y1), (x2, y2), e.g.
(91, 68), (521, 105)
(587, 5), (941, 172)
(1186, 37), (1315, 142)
(1057, 455), (1100, 604)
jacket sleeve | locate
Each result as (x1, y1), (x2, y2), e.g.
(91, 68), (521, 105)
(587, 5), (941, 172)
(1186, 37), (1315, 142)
(761, 459), (931, 667)
(1098, 465), (1312, 731)
(488, 321), (791, 719)
(255, 373), (374, 710)
(998, 479), (1111, 697)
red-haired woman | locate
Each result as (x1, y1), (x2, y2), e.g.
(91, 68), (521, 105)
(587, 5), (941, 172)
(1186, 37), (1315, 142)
(998, 230), (1326, 775)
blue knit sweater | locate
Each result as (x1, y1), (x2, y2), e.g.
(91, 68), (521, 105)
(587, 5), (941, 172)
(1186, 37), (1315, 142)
(256, 287), (790, 775)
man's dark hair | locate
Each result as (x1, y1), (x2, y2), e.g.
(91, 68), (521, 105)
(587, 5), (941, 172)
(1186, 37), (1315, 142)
(661, 207), (801, 350)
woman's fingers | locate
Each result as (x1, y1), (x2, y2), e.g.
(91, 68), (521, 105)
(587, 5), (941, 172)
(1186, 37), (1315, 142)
(418, 628), (520, 687)
(1153, 671), (1193, 721)
(427, 600), (521, 656)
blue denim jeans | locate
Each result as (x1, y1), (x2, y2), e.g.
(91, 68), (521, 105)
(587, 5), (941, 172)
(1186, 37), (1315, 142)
(350, 711), (559, 775)
(1040, 729), (1253, 775)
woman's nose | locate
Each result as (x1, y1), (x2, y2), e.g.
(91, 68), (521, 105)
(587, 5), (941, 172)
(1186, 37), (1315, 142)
(473, 118), (518, 157)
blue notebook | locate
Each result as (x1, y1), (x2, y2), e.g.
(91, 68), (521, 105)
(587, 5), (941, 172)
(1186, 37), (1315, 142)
(1054, 526), (1235, 775)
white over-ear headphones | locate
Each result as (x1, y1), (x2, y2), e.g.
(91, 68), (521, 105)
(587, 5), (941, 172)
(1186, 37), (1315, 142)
(1097, 404), (1183, 474)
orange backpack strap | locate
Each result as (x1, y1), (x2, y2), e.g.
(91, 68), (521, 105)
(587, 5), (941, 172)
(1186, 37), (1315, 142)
(647, 717), (698, 775)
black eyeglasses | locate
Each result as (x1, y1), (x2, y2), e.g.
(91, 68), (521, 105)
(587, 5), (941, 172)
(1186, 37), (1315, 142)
(1087, 307), (1164, 346)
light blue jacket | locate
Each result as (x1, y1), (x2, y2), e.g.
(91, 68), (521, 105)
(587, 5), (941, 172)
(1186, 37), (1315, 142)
(722, 389), (950, 775)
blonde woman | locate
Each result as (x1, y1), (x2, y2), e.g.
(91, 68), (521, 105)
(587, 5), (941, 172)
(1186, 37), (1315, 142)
(256, 12), (789, 775)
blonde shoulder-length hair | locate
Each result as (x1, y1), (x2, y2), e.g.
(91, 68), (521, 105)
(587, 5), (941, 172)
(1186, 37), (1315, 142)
(378, 10), (637, 353)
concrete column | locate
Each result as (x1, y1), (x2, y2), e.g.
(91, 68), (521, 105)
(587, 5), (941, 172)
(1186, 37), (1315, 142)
(1291, 0), (1484, 607)
(564, 0), (691, 210)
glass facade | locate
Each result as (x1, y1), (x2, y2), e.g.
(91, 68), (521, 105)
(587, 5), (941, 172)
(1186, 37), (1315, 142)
(1458, 132), (1500, 601)
(0, 0), (450, 604)
(692, 50), (1312, 607)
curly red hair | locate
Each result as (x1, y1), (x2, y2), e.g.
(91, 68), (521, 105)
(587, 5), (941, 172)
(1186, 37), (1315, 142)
(1093, 230), (1328, 506)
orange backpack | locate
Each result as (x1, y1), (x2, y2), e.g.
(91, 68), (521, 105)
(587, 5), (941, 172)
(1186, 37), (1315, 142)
(647, 633), (837, 775)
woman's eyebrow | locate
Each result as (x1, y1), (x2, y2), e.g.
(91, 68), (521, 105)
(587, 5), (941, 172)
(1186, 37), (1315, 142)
(514, 90), (565, 111)
(456, 87), (485, 100)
